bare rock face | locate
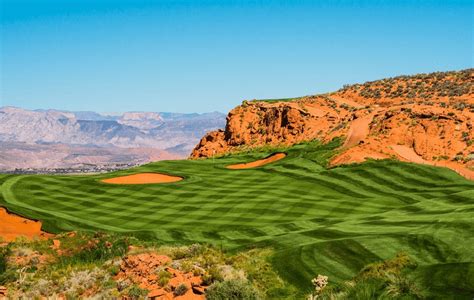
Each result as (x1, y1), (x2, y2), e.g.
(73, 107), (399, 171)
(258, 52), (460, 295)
(190, 69), (474, 177)
(191, 130), (228, 158)
(224, 103), (310, 146)
(191, 97), (353, 158)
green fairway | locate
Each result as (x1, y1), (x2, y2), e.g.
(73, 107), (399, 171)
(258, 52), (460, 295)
(1, 139), (473, 297)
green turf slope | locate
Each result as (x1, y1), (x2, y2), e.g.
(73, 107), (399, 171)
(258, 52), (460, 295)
(1, 139), (473, 298)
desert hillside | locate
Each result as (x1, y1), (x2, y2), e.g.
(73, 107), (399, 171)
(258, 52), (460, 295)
(191, 69), (474, 178)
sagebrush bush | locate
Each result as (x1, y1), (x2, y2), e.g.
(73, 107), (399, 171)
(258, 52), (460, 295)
(128, 284), (148, 298)
(156, 269), (172, 286)
(0, 246), (17, 285)
(206, 279), (260, 300)
(174, 283), (188, 296)
(0, 246), (10, 274)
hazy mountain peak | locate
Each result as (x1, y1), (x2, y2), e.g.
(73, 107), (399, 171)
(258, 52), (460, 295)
(118, 112), (164, 131)
(0, 106), (225, 170)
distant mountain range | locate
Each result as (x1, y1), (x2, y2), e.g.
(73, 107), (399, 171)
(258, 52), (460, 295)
(0, 106), (226, 170)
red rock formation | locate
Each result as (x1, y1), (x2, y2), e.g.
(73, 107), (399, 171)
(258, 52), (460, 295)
(191, 69), (474, 179)
(115, 252), (207, 300)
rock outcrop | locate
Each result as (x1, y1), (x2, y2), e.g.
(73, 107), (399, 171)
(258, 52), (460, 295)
(115, 252), (207, 299)
(191, 69), (474, 178)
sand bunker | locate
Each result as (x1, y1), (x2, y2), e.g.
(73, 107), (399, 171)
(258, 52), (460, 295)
(102, 173), (183, 184)
(227, 153), (286, 169)
(392, 145), (474, 181)
(0, 207), (52, 242)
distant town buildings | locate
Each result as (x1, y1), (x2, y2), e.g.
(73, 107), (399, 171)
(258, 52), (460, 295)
(4, 163), (141, 175)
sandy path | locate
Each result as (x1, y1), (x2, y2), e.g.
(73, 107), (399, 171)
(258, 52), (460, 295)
(102, 173), (183, 184)
(0, 207), (52, 242)
(392, 145), (474, 181)
(391, 145), (427, 164)
(343, 113), (375, 148)
(227, 153), (286, 169)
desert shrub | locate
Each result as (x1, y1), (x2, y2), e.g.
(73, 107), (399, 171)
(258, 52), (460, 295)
(453, 102), (467, 111)
(157, 269), (172, 286)
(206, 279), (260, 300)
(32, 278), (56, 297)
(318, 253), (424, 299)
(57, 233), (129, 266)
(109, 265), (120, 276)
(0, 246), (17, 285)
(358, 252), (416, 279)
(174, 283), (188, 296)
(128, 284), (148, 298)
(342, 279), (385, 300)
(61, 267), (109, 296)
(231, 248), (296, 298)
(202, 265), (224, 285)
(384, 273), (423, 298)
(163, 245), (191, 259)
(0, 246), (9, 274)
(116, 279), (130, 292)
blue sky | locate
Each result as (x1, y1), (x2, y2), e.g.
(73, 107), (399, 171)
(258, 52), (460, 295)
(1, 0), (472, 113)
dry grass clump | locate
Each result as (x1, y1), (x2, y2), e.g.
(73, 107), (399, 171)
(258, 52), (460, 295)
(315, 253), (425, 300)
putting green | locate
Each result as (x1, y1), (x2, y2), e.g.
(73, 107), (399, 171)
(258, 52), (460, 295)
(1, 139), (473, 297)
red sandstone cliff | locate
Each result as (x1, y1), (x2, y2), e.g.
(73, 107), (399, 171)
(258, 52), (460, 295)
(191, 69), (474, 178)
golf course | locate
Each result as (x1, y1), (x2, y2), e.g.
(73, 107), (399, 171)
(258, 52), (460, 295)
(1, 139), (473, 297)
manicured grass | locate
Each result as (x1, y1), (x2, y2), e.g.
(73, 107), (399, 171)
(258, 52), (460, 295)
(1, 139), (473, 298)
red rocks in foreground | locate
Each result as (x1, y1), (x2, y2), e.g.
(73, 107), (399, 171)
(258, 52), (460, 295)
(0, 286), (7, 298)
(115, 252), (207, 299)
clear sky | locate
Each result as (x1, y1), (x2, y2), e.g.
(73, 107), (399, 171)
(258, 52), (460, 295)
(1, 0), (472, 113)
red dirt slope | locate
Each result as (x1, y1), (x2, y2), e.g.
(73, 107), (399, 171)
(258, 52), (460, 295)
(0, 207), (53, 242)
